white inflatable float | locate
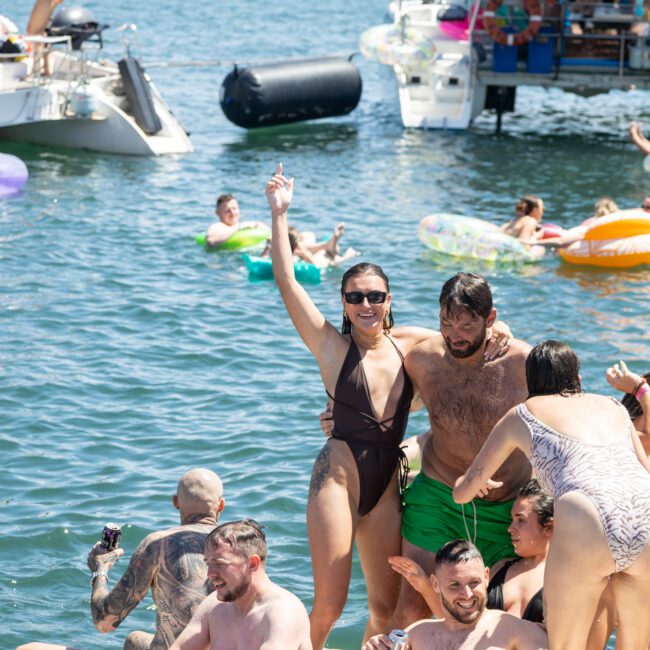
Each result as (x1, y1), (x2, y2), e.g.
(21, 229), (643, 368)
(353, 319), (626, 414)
(418, 213), (545, 263)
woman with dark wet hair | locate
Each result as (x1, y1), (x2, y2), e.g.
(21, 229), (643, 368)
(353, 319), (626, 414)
(454, 340), (650, 650)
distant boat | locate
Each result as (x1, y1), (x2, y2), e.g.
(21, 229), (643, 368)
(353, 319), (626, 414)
(364, 0), (650, 130)
(0, 7), (192, 155)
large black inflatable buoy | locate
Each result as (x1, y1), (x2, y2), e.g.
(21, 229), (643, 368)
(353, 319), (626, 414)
(220, 57), (362, 129)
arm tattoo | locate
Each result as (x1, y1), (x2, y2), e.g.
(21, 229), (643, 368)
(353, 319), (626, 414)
(309, 444), (331, 499)
(91, 535), (160, 629)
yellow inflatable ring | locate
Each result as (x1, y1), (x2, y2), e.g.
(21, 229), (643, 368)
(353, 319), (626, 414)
(583, 209), (650, 241)
(559, 234), (650, 268)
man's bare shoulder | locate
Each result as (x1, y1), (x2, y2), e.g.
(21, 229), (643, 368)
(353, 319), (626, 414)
(266, 582), (309, 615)
(405, 618), (445, 646)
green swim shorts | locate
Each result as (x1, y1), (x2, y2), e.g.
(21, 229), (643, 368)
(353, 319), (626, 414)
(401, 473), (515, 567)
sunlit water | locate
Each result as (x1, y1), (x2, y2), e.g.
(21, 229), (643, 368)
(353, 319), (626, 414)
(1, 1), (649, 648)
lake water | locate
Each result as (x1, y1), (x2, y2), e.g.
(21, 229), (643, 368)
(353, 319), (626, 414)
(1, 0), (649, 648)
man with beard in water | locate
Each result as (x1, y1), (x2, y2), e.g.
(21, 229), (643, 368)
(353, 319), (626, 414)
(364, 541), (548, 649)
(392, 273), (533, 626)
(170, 519), (312, 650)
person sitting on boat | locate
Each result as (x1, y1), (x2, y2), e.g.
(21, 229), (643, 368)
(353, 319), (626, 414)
(205, 194), (266, 248)
(500, 195), (545, 242)
(26, 0), (63, 36)
(607, 360), (650, 456)
(362, 540), (549, 650)
(169, 519), (312, 650)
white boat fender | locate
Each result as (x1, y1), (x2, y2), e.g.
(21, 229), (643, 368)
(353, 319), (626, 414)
(220, 57), (362, 129)
(118, 56), (162, 135)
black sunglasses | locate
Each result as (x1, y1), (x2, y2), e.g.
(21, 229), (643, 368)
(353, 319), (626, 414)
(344, 291), (387, 304)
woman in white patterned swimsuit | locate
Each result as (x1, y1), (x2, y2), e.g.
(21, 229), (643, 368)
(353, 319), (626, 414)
(453, 340), (650, 650)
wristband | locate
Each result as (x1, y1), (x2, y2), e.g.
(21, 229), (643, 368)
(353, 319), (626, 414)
(635, 383), (650, 400)
(90, 570), (107, 585)
(633, 378), (648, 398)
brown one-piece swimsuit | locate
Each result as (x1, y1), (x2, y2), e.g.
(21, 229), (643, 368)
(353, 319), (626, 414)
(326, 335), (413, 516)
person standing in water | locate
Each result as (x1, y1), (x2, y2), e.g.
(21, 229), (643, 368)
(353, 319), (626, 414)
(265, 163), (511, 649)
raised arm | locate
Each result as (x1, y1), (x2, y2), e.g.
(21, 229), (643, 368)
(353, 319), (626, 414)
(87, 534), (159, 632)
(629, 121), (650, 156)
(266, 163), (343, 362)
(453, 408), (531, 504)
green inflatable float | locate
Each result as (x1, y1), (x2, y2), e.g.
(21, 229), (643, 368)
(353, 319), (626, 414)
(195, 225), (271, 251)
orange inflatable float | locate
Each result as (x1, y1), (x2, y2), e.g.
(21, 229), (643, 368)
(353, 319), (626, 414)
(559, 210), (650, 268)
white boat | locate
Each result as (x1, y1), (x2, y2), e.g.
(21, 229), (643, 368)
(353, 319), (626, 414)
(362, 0), (486, 129)
(364, 0), (650, 130)
(0, 14), (192, 156)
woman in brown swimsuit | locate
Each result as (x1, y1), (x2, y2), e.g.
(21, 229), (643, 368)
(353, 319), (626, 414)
(265, 164), (509, 649)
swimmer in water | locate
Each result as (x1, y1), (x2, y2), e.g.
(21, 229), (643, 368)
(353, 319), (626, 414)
(500, 196), (545, 242)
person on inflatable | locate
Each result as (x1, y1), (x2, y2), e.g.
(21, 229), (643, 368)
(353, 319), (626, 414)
(500, 195), (545, 242)
(205, 194), (266, 248)
(261, 222), (350, 267)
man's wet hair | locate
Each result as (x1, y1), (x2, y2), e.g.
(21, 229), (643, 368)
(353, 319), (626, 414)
(526, 340), (582, 398)
(439, 273), (493, 321)
(518, 479), (553, 527)
(434, 539), (483, 574)
(205, 519), (267, 562)
(216, 194), (236, 209)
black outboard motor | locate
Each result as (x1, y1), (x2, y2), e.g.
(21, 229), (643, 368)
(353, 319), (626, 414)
(220, 57), (362, 129)
(47, 6), (108, 50)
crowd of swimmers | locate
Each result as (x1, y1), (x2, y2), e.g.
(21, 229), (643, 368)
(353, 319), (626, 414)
(18, 165), (650, 650)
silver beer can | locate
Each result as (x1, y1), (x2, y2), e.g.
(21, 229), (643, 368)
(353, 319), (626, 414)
(388, 629), (409, 649)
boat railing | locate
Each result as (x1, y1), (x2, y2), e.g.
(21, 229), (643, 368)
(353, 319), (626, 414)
(464, 0), (649, 79)
(0, 35), (74, 85)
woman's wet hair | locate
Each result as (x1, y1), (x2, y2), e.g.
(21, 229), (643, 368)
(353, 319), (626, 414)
(340, 262), (394, 334)
(439, 272), (493, 321)
(526, 340), (582, 398)
(205, 519), (267, 562)
(434, 539), (483, 573)
(515, 195), (541, 217)
(621, 370), (650, 419)
(517, 479), (553, 527)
